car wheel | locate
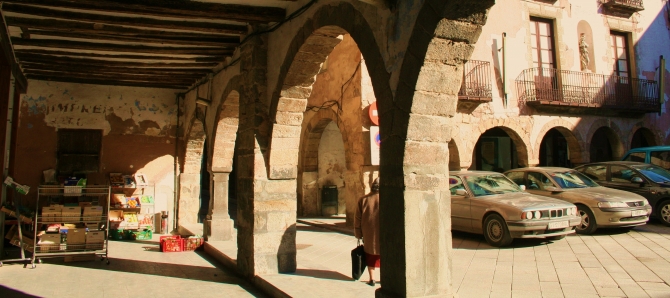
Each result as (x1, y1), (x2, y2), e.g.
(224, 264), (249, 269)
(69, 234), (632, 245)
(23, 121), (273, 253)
(483, 214), (513, 247)
(576, 205), (597, 235)
(657, 200), (670, 227)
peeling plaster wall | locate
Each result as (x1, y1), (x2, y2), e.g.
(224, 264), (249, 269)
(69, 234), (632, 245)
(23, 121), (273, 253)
(15, 80), (179, 222)
(446, 0), (670, 169)
(317, 122), (347, 215)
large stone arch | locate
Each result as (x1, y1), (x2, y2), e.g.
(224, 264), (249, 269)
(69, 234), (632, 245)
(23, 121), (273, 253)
(534, 119), (586, 165)
(237, 2), (395, 278)
(628, 123), (660, 150)
(585, 119), (625, 160)
(206, 76), (241, 241)
(379, 0), (495, 297)
(473, 119), (531, 167)
(178, 118), (206, 229)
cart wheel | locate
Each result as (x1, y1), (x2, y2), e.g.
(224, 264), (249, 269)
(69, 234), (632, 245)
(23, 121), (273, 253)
(106, 259), (110, 265)
(31, 264), (35, 269)
(23, 263), (27, 268)
(0, 262), (3, 267)
(38, 259), (42, 264)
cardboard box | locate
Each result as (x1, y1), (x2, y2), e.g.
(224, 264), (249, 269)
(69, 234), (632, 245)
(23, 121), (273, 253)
(42, 206), (62, 222)
(38, 234), (61, 252)
(66, 229), (86, 244)
(109, 210), (123, 221)
(83, 206), (103, 221)
(86, 231), (105, 249)
(61, 206), (81, 222)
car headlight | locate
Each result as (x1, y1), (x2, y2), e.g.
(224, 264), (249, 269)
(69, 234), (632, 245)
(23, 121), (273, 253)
(523, 211), (532, 219)
(598, 202), (628, 208)
(534, 211), (541, 219)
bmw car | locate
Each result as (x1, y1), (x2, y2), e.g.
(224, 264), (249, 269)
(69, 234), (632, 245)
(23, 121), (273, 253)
(449, 171), (580, 247)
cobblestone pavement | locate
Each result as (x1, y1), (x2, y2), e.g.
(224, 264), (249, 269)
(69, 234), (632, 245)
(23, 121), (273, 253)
(296, 218), (670, 298)
(0, 237), (266, 298)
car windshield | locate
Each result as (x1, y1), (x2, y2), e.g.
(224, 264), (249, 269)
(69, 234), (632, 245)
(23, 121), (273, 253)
(632, 165), (670, 183)
(464, 174), (522, 197)
(550, 171), (599, 189)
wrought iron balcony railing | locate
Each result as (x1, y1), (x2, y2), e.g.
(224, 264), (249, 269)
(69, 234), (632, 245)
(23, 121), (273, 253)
(515, 67), (660, 114)
(458, 60), (492, 100)
(602, 0), (644, 13)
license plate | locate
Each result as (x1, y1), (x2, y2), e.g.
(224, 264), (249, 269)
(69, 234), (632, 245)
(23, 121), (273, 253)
(548, 221), (569, 229)
(632, 210), (647, 217)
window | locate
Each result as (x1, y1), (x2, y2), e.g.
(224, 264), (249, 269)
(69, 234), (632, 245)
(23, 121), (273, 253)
(610, 32), (630, 78)
(505, 171), (525, 187)
(449, 176), (466, 196)
(610, 165), (636, 183)
(623, 152), (646, 163)
(580, 165), (607, 181)
(57, 129), (102, 174)
(530, 18), (556, 69)
(650, 151), (670, 170)
(527, 172), (554, 190)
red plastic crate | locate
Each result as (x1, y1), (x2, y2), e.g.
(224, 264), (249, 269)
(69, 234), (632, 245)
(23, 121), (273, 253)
(160, 235), (183, 252)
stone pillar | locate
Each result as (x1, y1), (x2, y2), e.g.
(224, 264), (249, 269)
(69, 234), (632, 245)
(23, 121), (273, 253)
(208, 172), (235, 241)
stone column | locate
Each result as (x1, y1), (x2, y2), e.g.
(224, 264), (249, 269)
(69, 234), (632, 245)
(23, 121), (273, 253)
(208, 172), (235, 241)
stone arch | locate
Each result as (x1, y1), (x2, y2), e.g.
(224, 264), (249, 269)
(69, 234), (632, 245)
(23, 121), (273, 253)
(448, 140), (460, 171)
(211, 76), (242, 173)
(178, 118), (206, 228)
(534, 119), (585, 164)
(266, 2), (393, 180)
(628, 124), (659, 149)
(585, 119), (625, 160)
(473, 119), (531, 167)
(383, 1), (495, 296)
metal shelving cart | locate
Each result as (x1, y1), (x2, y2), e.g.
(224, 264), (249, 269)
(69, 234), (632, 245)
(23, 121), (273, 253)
(32, 185), (111, 267)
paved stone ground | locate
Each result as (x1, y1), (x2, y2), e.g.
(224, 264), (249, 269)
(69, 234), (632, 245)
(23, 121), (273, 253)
(0, 236), (266, 298)
(294, 217), (670, 298)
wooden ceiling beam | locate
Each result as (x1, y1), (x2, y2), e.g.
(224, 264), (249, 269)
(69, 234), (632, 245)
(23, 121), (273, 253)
(6, 0), (285, 23)
(6, 16), (240, 41)
(25, 29), (240, 47)
(9, 15), (240, 47)
(26, 74), (192, 89)
(18, 56), (219, 68)
(0, 11), (27, 92)
(12, 38), (234, 55)
(15, 49), (224, 63)
(21, 63), (211, 77)
(2, 3), (248, 35)
(25, 69), (202, 81)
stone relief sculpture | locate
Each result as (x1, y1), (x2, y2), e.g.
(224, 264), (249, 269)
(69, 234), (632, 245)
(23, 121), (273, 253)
(579, 33), (590, 71)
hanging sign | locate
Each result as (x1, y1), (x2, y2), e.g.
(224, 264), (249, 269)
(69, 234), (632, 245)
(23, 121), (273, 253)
(368, 102), (379, 125)
(370, 126), (380, 165)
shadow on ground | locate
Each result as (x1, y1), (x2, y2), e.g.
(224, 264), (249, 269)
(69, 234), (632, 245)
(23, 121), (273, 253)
(0, 285), (40, 298)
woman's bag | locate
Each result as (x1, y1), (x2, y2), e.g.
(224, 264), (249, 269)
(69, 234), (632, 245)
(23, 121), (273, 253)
(351, 239), (367, 280)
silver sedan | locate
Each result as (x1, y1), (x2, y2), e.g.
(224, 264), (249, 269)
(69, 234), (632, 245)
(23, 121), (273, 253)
(504, 167), (651, 234)
(449, 171), (581, 247)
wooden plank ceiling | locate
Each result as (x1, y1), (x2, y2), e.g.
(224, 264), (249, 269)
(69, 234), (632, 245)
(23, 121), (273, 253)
(0, 0), (291, 89)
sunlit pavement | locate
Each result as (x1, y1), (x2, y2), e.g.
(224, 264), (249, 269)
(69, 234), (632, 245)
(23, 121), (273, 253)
(0, 237), (266, 298)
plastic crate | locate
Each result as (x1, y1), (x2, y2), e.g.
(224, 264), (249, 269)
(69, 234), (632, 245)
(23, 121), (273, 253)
(160, 235), (183, 252)
(183, 237), (204, 251)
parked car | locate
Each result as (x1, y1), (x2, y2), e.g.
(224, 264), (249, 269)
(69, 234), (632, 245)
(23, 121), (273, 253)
(574, 161), (670, 226)
(449, 171), (580, 247)
(504, 167), (651, 234)
(622, 146), (670, 170)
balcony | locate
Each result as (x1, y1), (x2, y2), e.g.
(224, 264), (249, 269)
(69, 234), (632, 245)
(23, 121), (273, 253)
(602, 0), (644, 13)
(515, 67), (660, 117)
(458, 60), (492, 111)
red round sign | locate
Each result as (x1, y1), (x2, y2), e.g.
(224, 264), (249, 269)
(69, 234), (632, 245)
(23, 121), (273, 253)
(368, 102), (379, 125)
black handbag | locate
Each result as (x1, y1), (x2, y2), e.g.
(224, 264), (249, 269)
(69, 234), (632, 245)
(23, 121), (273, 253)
(351, 239), (367, 281)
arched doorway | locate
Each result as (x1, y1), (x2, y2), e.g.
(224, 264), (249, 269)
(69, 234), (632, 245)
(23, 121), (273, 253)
(317, 121), (347, 216)
(539, 128), (570, 167)
(631, 127), (655, 149)
(472, 127), (524, 172)
(449, 140), (460, 171)
(590, 127), (619, 162)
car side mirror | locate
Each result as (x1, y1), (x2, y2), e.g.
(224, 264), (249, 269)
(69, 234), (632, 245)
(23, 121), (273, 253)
(455, 189), (467, 196)
(631, 177), (644, 184)
(519, 185), (526, 191)
(545, 186), (563, 193)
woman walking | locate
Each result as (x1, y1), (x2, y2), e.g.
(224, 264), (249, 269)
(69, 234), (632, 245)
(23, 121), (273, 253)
(354, 177), (380, 286)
